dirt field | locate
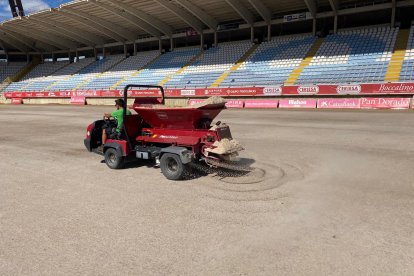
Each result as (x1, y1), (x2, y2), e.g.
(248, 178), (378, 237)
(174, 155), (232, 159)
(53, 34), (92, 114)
(1, 105), (413, 275)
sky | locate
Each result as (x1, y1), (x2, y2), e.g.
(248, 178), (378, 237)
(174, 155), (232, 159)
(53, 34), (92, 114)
(0, 0), (69, 22)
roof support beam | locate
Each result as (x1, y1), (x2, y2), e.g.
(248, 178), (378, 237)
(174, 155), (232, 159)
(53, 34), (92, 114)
(154, 0), (204, 33)
(29, 17), (105, 46)
(0, 28), (42, 52)
(4, 24), (73, 49)
(56, 9), (124, 42)
(89, 0), (161, 38)
(224, 0), (254, 26)
(0, 38), (9, 54)
(59, 8), (136, 42)
(174, 0), (218, 30)
(328, 0), (339, 15)
(102, 0), (173, 36)
(304, 0), (317, 18)
(25, 18), (89, 47)
(0, 36), (27, 53)
(246, 0), (271, 23)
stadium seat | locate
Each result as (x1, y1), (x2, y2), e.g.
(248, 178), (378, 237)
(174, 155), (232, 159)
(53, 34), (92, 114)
(83, 51), (160, 90)
(164, 41), (253, 88)
(5, 61), (69, 91)
(218, 35), (316, 87)
(296, 26), (398, 84)
(48, 55), (125, 91)
(115, 47), (201, 89)
(0, 62), (26, 83)
(400, 24), (414, 82)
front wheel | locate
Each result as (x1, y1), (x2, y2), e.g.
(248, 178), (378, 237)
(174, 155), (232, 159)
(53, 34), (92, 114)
(160, 153), (188, 180)
(104, 148), (125, 169)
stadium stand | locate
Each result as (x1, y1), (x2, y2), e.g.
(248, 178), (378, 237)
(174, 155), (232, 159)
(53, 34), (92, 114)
(385, 28), (410, 82)
(1, 27), (413, 91)
(0, 62), (26, 83)
(5, 61), (69, 91)
(114, 47), (200, 89)
(84, 51), (160, 90)
(211, 36), (316, 87)
(296, 26), (399, 84)
(400, 24), (414, 82)
(47, 55), (125, 91)
(164, 41), (253, 88)
(4, 58), (95, 92)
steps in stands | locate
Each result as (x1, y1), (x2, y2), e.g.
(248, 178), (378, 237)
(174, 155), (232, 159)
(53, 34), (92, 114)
(110, 53), (162, 89)
(6, 57), (41, 83)
(385, 29), (410, 82)
(158, 50), (204, 86)
(210, 44), (259, 88)
(45, 58), (97, 91)
(284, 38), (324, 85)
(75, 56), (126, 90)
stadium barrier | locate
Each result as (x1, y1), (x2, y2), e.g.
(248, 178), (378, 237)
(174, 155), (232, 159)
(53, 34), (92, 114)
(5, 96), (413, 110)
(244, 100), (278, 109)
(359, 98), (411, 109)
(11, 98), (23, 105)
(2, 84), (414, 110)
(4, 82), (414, 99)
(70, 96), (86, 105)
(279, 99), (317, 108)
(317, 99), (361, 109)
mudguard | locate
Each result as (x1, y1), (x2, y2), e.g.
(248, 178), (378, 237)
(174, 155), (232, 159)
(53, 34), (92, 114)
(160, 146), (192, 164)
(104, 142), (125, 157)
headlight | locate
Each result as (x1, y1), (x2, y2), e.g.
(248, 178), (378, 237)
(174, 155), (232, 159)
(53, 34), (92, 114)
(87, 131), (90, 137)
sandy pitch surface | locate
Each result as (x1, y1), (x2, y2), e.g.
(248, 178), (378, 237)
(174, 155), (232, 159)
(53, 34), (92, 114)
(0, 105), (413, 275)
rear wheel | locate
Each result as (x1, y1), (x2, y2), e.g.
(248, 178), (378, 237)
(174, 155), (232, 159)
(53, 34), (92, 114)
(160, 153), (188, 180)
(104, 148), (124, 170)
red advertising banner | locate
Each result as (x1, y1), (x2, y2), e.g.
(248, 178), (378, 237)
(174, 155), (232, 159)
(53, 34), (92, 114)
(317, 98), (361, 109)
(11, 98), (23, 104)
(279, 99), (317, 108)
(188, 99), (204, 106)
(244, 99), (278, 109)
(4, 83), (414, 99)
(70, 96), (86, 105)
(360, 98), (411, 109)
(225, 100), (244, 108)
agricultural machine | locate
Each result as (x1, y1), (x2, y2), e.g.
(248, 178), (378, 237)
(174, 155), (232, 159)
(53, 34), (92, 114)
(84, 85), (244, 180)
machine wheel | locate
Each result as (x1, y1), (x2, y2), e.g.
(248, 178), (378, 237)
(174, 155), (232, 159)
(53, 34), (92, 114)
(160, 153), (188, 180)
(104, 148), (124, 170)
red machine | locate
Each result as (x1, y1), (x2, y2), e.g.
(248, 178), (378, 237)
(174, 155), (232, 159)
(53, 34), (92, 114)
(84, 85), (244, 180)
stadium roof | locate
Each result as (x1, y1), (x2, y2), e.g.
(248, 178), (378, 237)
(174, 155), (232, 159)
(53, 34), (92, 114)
(0, 0), (413, 54)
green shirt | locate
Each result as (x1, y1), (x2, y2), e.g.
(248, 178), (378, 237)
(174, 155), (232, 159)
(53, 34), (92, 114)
(111, 108), (132, 132)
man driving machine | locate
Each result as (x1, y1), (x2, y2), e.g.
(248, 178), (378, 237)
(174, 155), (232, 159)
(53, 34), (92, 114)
(102, 98), (131, 145)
